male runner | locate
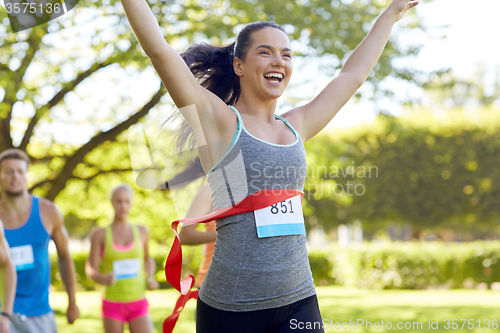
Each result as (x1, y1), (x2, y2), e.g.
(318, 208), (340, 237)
(0, 149), (79, 332)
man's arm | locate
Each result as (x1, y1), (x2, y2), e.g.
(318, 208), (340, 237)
(46, 203), (80, 324)
(0, 221), (16, 333)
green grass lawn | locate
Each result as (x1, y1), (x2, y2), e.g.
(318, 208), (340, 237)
(51, 287), (500, 332)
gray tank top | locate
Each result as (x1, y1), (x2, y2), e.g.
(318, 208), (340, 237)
(199, 106), (316, 311)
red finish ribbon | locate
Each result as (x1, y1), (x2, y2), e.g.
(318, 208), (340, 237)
(162, 189), (304, 333)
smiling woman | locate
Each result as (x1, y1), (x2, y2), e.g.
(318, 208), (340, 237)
(116, 0), (419, 332)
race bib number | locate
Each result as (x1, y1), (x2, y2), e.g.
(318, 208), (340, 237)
(10, 245), (35, 271)
(254, 195), (306, 238)
(113, 258), (141, 280)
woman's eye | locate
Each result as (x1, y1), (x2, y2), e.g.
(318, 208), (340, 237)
(260, 51), (270, 55)
(283, 54), (291, 58)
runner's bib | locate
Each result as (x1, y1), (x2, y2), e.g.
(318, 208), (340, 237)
(254, 194), (305, 238)
(113, 258), (141, 280)
(10, 245), (35, 271)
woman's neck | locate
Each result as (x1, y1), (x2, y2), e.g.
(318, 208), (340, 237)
(235, 94), (278, 122)
(112, 216), (128, 226)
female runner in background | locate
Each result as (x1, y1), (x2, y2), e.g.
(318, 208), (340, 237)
(86, 184), (159, 333)
(117, 1), (418, 331)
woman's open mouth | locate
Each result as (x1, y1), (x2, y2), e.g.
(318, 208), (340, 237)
(264, 72), (284, 84)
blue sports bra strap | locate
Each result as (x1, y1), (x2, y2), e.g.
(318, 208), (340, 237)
(228, 106), (242, 127)
(228, 105), (241, 141)
(274, 114), (299, 137)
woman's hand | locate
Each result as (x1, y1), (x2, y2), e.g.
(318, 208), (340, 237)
(103, 272), (116, 286)
(147, 278), (160, 291)
(388, 0), (419, 22)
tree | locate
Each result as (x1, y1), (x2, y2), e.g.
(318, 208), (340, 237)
(0, 0), (431, 238)
(303, 108), (500, 238)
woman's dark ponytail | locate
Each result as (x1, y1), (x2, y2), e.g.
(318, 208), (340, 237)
(181, 42), (240, 106)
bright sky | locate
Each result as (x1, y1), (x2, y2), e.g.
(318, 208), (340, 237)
(328, 0), (500, 128)
(414, 0), (500, 77)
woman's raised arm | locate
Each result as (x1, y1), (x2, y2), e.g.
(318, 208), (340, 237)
(283, 0), (419, 142)
(120, 0), (227, 116)
(120, 0), (235, 170)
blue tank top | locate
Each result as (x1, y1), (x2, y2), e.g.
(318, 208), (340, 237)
(5, 196), (52, 316)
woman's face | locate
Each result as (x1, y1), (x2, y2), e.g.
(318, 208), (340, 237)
(111, 188), (132, 218)
(235, 27), (292, 100)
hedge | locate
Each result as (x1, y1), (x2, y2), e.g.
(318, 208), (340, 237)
(328, 241), (500, 289)
(303, 108), (500, 235)
(50, 241), (500, 291)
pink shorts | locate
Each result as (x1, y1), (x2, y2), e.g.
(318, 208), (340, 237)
(102, 298), (149, 323)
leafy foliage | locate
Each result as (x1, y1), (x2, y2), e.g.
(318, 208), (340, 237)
(304, 107), (500, 234)
(331, 241), (500, 289)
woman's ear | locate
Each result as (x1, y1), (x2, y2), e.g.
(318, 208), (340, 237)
(233, 57), (244, 77)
